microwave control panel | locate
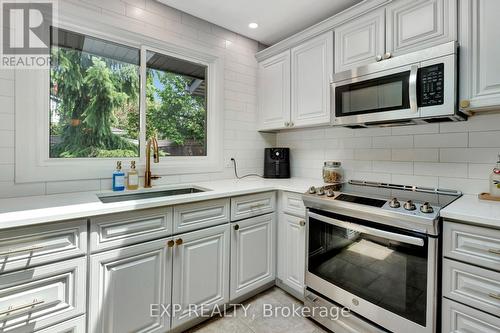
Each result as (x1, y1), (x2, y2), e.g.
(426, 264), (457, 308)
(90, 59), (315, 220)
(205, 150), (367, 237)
(418, 63), (444, 106)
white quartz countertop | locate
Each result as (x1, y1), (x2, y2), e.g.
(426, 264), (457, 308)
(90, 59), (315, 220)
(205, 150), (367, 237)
(0, 178), (321, 230)
(441, 194), (500, 229)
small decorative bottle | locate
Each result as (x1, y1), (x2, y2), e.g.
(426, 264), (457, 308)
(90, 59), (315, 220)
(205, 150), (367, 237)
(112, 161), (125, 192)
(490, 154), (500, 197)
(127, 161), (139, 190)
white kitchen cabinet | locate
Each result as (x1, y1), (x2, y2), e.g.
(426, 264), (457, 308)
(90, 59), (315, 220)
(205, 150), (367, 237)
(291, 31), (333, 127)
(258, 50), (291, 131)
(386, 0), (457, 56)
(459, 0), (500, 111)
(230, 213), (276, 300)
(171, 224), (230, 329)
(277, 214), (306, 297)
(334, 9), (386, 73)
(88, 238), (172, 333)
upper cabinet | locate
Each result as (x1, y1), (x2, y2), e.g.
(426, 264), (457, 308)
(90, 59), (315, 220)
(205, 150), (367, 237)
(258, 51), (291, 131)
(334, 0), (457, 72)
(386, 0), (457, 56)
(334, 9), (385, 73)
(258, 31), (333, 131)
(291, 31), (333, 127)
(459, 0), (500, 112)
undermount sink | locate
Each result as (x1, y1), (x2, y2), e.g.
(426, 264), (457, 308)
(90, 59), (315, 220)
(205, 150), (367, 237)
(98, 187), (207, 203)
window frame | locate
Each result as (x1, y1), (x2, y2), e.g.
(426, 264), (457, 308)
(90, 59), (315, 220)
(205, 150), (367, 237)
(15, 20), (224, 183)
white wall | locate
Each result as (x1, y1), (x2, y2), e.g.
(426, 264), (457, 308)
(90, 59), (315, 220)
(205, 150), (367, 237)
(277, 113), (500, 194)
(0, 0), (274, 198)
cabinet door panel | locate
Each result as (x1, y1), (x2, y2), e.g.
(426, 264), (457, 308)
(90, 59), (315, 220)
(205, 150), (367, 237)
(335, 9), (385, 73)
(277, 214), (306, 295)
(171, 224), (229, 329)
(442, 298), (500, 333)
(460, 0), (500, 110)
(258, 51), (291, 130)
(386, 0), (457, 56)
(291, 31), (333, 127)
(89, 239), (171, 333)
(230, 214), (275, 300)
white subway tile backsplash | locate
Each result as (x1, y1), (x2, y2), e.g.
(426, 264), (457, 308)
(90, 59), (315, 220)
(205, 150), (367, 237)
(414, 133), (468, 148)
(440, 148), (499, 163)
(354, 149), (391, 161)
(373, 161), (413, 175)
(413, 162), (468, 177)
(469, 131), (500, 147)
(373, 135), (413, 148)
(391, 124), (439, 135)
(438, 177), (489, 195)
(338, 137), (372, 149)
(391, 174), (439, 188)
(46, 180), (101, 195)
(392, 149), (439, 162)
(468, 164), (493, 179)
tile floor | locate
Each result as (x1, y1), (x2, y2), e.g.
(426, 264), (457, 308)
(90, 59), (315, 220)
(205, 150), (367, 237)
(185, 288), (329, 333)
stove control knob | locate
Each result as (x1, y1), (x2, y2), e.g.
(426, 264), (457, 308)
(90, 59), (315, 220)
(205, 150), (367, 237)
(317, 187), (325, 196)
(389, 198), (401, 208)
(326, 189), (335, 197)
(308, 186), (317, 194)
(404, 200), (416, 211)
(420, 202), (434, 214)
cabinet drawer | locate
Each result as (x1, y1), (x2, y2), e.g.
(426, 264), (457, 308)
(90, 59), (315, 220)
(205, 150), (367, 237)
(231, 192), (276, 221)
(173, 198), (230, 234)
(442, 298), (500, 333)
(90, 207), (173, 252)
(0, 257), (86, 333)
(0, 220), (87, 274)
(444, 221), (500, 271)
(36, 315), (86, 333)
(281, 191), (305, 217)
(443, 258), (500, 317)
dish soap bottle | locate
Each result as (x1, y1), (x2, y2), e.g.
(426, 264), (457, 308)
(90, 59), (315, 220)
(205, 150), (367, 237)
(490, 154), (500, 197)
(112, 161), (125, 192)
(127, 161), (139, 190)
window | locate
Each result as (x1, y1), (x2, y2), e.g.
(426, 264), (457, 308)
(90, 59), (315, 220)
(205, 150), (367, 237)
(50, 28), (141, 158)
(16, 24), (222, 183)
(49, 28), (208, 159)
(145, 50), (207, 156)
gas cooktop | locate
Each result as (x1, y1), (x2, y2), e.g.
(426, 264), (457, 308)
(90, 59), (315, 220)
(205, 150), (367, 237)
(303, 180), (462, 235)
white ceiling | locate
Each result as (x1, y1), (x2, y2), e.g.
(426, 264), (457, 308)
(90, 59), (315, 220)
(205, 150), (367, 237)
(158, 0), (362, 45)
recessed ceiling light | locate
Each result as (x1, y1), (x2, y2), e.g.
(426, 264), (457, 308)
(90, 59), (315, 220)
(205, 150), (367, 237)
(248, 22), (259, 29)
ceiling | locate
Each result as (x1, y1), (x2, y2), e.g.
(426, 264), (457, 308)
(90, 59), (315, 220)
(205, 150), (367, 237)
(157, 0), (363, 45)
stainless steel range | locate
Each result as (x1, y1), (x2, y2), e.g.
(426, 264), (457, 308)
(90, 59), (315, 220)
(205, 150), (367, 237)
(302, 180), (462, 333)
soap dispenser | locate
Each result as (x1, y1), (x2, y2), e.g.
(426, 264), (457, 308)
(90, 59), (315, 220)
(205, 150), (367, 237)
(127, 161), (139, 190)
(112, 161), (125, 192)
(490, 154), (500, 197)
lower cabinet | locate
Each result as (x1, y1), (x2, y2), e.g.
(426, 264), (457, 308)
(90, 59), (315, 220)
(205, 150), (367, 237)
(277, 213), (306, 297)
(88, 238), (173, 333)
(171, 224), (230, 329)
(230, 213), (276, 300)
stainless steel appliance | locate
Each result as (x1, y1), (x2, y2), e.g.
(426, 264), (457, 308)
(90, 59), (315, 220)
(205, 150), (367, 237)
(331, 42), (467, 128)
(302, 180), (462, 333)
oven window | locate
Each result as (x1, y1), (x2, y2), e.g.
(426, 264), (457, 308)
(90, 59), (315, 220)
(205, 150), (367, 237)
(335, 71), (410, 117)
(308, 215), (428, 326)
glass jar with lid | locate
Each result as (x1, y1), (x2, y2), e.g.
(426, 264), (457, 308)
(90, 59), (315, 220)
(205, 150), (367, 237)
(323, 161), (343, 183)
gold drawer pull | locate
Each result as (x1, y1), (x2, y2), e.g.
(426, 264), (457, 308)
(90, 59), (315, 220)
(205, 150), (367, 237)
(488, 293), (500, 301)
(0, 245), (45, 256)
(250, 203), (265, 209)
(488, 249), (500, 255)
(0, 299), (45, 317)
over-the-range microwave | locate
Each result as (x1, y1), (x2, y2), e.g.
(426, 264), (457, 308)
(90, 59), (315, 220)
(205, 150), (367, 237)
(331, 41), (468, 128)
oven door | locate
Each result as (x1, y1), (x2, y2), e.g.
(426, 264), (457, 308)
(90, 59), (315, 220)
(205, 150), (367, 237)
(305, 209), (437, 333)
(332, 64), (419, 126)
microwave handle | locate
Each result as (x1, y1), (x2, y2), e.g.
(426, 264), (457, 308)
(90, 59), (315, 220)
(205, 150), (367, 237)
(308, 211), (425, 247)
(409, 65), (418, 114)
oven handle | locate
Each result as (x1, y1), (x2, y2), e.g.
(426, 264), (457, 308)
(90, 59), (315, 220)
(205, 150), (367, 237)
(409, 65), (418, 114)
(308, 212), (425, 247)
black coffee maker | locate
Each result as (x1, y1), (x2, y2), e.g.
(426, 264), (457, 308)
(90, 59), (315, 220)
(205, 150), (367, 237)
(263, 148), (290, 179)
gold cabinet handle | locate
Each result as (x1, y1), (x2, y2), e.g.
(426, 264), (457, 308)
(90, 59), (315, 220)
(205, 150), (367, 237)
(488, 248), (500, 255)
(167, 240), (175, 248)
(299, 220), (306, 227)
(0, 244), (45, 256)
(460, 99), (471, 109)
(234, 224), (240, 231)
(0, 299), (45, 317)
(175, 238), (183, 246)
(375, 54), (383, 62)
(284, 122), (290, 127)
(488, 293), (500, 301)
(383, 52), (392, 59)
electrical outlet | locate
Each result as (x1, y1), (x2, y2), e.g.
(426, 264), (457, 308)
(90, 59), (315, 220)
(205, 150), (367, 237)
(225, 157), (235, 168)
